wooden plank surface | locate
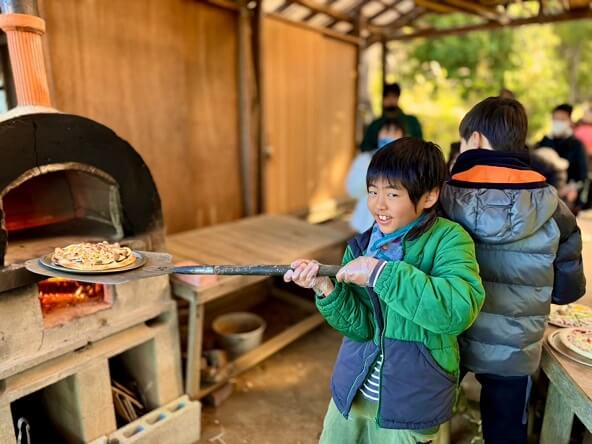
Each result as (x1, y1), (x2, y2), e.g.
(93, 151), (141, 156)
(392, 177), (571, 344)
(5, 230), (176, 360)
(166, 214), (349, 302)
(38, 0), (242, 234)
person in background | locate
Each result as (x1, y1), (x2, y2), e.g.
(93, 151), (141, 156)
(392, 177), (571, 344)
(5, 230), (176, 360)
(360, 83), (423, 152)
(347, 118), (405, 233)
(441, 97), (586, 444)
(537, 104), (588, 211)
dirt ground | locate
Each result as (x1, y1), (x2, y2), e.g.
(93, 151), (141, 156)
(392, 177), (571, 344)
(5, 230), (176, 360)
(198, 324), (480, 444)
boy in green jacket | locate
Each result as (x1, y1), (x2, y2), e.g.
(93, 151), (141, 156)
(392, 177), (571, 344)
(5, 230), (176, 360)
(284, 138), (485, 443)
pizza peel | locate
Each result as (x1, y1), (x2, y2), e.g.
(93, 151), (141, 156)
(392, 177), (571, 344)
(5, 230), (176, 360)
(25, 251), (341, 285)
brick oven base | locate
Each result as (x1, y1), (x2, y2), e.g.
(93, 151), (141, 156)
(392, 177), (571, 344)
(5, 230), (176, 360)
(0, 274), (172, 380)
(0, 301), (189, 443)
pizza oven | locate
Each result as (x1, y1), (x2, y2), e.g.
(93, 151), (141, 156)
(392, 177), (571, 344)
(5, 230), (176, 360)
(0, 5), (190, 443)
(0, 5), (165, 318)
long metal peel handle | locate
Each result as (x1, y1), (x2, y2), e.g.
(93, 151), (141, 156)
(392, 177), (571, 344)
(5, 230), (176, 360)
(172, 264), (341, 277)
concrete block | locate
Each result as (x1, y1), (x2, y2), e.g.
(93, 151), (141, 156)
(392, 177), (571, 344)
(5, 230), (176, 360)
(107, 395), (201, 444)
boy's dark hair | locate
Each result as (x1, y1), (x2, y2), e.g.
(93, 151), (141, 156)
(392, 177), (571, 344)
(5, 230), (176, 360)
(367, 137), (447, 238)
(459, 97), (528, 152)
(553, 103), (573, 117)
(380, 117), (405, 134)
(367, 137), (447, 205)
(383, 83), (401, 98)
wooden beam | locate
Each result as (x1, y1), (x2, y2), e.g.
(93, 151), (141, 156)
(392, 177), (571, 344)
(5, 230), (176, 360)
(366, 8), (425, 45)
(442, 0), (504, 21)
(415, 0), (460, 14)
(301, 0), (338, 22)
(200, 0), (241, 11)
(569, 0), (591, 10)
(275, 0), (294, 13)
(385, 8), (592, 41)
(291, 0), (353, 23)
(367, 0), (405, 22)
(268, 12), (362, 44)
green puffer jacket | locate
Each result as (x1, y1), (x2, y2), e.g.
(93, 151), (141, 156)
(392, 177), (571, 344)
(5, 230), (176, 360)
(317, 217), (485, 429)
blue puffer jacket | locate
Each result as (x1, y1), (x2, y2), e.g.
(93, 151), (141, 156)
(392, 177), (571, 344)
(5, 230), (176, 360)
(440, 149), (586, 376)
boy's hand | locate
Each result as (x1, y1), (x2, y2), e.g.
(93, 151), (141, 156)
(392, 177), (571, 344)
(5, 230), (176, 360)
(336, 256), (380, 286)
(283, 259), (334, 296)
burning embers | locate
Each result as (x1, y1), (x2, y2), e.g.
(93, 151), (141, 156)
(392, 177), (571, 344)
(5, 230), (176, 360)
(38, 277), (105, 311)
(37, 277), (112, 327)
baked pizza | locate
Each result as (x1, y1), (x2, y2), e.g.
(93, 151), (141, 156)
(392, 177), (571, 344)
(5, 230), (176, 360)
(549, 304), (592, 328)
(559, 328), (592, 360)
(52, 242), (136, 271)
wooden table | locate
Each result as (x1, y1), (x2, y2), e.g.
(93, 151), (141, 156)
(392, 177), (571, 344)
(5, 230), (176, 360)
(540, 217), (592, 443)
(166, 214), (352, 399)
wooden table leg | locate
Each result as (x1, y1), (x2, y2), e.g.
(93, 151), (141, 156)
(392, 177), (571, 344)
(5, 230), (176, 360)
(541, 383), (574, 444)
(174, 285), (204, 399)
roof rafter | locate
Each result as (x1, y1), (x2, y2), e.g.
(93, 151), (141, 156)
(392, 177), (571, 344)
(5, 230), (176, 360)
(367, 0), (406, 22)
(384, 7), (592, 41)
(441, 0), (505, 21)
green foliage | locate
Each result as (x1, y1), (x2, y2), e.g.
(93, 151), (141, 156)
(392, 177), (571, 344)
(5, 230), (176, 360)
(370, 18), (592, 155)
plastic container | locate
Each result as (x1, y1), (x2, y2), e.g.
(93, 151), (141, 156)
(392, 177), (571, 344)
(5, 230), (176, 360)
(212, 312), (266, 358)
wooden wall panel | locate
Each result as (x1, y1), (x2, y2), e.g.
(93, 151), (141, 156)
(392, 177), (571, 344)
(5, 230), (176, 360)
(38, 0), (242, 234)
(263, 18), (357, 214)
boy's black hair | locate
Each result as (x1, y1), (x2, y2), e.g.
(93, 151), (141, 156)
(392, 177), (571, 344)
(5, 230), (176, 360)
(380, 117), (405, 134)
(459, 97), (528, 152)
(367, 137), (447, 238)
(553, 103), (573, 117)
(383, 83), (401, 98)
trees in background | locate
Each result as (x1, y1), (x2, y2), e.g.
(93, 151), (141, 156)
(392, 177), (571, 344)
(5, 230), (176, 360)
(367, 16), (592, 154)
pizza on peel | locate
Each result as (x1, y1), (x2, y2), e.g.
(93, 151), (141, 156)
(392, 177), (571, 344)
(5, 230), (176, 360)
(52, 241), (136, 271)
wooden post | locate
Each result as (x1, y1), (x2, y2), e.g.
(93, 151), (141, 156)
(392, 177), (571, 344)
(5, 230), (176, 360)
(252, 0), (266, 213)
(353, 11), (364, 147)
(238, 0), (254, 216)
(540, 383), (574, 444)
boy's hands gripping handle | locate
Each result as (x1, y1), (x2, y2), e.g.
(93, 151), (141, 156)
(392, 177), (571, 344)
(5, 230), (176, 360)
(283, 260), (336, 296)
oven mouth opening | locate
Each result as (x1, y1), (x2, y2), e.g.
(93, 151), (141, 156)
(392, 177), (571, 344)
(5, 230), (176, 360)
(1, 163), (125, 266)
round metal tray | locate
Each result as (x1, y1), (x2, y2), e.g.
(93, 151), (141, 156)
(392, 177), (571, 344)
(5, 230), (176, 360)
(547, 329), (592, 368)
(39, 251), (146, 275)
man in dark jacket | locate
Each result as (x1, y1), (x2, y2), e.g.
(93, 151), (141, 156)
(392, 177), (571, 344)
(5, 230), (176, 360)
(360, 83), (423, 151)
(440, 97), (586, 444)
(537, 103), (588, 208)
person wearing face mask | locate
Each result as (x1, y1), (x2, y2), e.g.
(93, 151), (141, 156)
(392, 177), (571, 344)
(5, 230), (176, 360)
(536, 104), (588, 209)
(360, 83), (423, 152)
(347, 119), (404, 233)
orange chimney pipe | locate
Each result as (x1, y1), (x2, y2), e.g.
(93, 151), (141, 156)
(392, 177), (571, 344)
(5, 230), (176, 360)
(0, 12), (50, 107)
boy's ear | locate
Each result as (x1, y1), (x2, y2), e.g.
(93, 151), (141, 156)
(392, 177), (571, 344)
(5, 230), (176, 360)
(423, 188), (440, 209)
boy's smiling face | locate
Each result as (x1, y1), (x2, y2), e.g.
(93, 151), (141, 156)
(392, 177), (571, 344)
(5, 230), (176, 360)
(367, 178), (439, 234)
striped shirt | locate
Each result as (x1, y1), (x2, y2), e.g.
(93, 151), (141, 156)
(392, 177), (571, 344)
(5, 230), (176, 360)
(359, 353), (383, 402)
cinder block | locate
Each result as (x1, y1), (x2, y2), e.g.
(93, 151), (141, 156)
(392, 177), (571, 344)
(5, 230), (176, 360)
(107, 395), (201, 444)
(0, 403), (16, 444)
(42, 359), (117, 443)
(118, 309), (183, 409)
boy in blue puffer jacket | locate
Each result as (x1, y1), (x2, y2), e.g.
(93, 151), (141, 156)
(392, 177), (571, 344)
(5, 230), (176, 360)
(440, 97), (586, 444)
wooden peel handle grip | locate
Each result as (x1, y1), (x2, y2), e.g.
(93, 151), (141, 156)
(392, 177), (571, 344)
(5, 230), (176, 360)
(172, 264), (341, 277)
